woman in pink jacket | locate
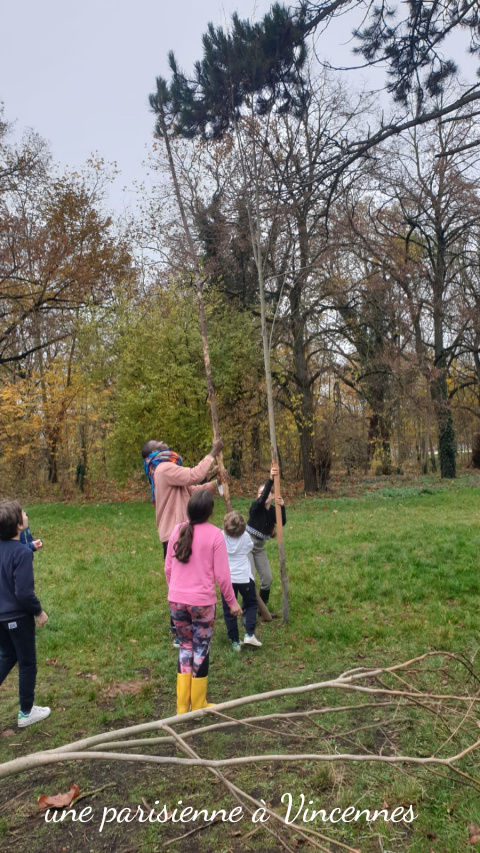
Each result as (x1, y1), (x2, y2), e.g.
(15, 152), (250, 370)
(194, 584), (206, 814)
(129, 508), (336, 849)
(165, 490), (242, 714)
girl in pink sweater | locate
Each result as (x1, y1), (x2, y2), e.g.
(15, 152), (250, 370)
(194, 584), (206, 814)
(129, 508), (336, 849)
(165, 490), (242, 714)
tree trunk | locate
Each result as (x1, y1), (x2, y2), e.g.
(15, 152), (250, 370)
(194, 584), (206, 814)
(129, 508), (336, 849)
(47, 428), (59, 484)
(251, 422), (261, 471)
(366, 384), (392, 473)
(419, 435), (428, 475)
(76, 423), (88, 492)
(470, 340), (480, 468)
(228, 442), (242, 479)
(293, 392), (318, 490)
(431, 222), (456, 478)
(290, 280), (319, 491)
(301, 428), (318, 490)
(472, 433), (480, 469)
(431, 372), (456, 478)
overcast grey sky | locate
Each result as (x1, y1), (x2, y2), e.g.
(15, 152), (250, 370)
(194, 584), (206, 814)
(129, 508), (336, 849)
(1, 1), (477, 213)
(1, 1), (272, 210)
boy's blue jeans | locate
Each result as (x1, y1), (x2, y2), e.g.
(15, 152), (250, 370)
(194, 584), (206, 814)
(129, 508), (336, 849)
(0, 614), (37, 714)
(222, 579), (258, 642)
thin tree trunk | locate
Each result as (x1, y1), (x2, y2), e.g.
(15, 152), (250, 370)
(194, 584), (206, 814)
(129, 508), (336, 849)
(431, 223), (456, 478)
(156, 104), (231, 510)
(291, 289), (318, 490)
(470, 333), (480, 467)
(419, 435), (428, 475)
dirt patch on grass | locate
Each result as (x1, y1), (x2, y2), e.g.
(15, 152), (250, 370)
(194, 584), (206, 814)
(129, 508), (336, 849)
(0, 759), (235, 853)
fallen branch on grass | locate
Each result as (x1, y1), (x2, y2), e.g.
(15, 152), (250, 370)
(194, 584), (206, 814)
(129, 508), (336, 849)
(20, 650), (480, 760)
(2, 742), (479, 774)
(1, 652), (479, 852)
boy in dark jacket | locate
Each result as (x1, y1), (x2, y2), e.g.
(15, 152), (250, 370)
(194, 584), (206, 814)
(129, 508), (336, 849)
(19, 509), (43, 553)
(0, 500), (50, 728)
(246, 466), (286, 616)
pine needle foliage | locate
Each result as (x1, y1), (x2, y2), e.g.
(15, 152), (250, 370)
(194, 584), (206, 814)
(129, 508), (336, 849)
(165, 5), (308, 140)
(158, 0), (480, 143)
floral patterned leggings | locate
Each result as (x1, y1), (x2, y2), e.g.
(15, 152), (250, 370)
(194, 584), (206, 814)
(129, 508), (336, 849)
(169, 602), (216, 677)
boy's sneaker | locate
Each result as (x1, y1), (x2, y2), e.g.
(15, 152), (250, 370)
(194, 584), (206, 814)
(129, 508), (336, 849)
(18, 705), (51, 728)
(172, 637), (181, 648)
(243, 633), (262, 647)
(231, 641), (242, 652)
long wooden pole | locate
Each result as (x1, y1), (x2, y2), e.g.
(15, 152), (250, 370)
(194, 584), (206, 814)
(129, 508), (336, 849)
(156, 102), (232, 511)
(234, 114), (289, 623)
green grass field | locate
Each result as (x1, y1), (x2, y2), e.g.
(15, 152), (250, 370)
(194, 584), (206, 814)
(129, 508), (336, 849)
(0, 475), (480, 852)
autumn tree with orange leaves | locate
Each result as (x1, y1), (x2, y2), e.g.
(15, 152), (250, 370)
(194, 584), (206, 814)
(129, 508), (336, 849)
(0, 111), (132, 485)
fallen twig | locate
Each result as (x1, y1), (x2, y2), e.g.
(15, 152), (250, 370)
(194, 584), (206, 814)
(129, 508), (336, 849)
(74, 781), (117, 804)
(161, 814), (224, 846)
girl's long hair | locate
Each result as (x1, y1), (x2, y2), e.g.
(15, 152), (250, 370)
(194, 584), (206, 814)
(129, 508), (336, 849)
(174, 489), (215, 563)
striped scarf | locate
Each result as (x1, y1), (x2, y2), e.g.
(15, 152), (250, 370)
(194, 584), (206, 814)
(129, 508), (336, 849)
(143, 449), (183, 502)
